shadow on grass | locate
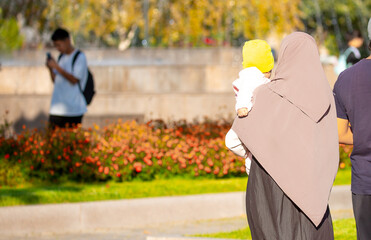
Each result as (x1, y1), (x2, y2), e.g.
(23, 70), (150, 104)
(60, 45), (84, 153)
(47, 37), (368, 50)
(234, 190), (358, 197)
(0, 185), (83, 206)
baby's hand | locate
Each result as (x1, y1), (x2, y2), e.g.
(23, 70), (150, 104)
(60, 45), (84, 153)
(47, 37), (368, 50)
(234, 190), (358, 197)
(237, 108), (249, 117)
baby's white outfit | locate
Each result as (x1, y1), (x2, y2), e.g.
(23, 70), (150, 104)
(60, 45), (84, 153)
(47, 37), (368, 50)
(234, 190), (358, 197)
(225, 67), (270, 174)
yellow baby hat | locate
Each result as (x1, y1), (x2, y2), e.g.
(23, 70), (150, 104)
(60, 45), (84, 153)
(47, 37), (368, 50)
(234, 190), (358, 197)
(242, 39), (274, 73)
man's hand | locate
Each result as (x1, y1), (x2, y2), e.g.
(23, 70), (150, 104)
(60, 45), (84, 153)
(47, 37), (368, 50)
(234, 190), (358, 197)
(46, 57), (79, 84)
(46, 58), (58, 70)
(337, 118), (353, 145)
(237, 108), (249, 118)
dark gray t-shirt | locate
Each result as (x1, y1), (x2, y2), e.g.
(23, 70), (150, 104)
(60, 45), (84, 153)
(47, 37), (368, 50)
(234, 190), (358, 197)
(333, 59), (371, 194)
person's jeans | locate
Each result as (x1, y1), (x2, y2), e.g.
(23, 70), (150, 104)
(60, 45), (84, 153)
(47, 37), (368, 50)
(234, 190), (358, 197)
(49, 115), (83, 129)
(352, 193), (371, 239)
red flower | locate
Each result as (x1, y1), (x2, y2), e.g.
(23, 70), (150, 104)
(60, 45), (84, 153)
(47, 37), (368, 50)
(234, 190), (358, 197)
(134, 162), (142, 172)
(4, 154), (10, 159)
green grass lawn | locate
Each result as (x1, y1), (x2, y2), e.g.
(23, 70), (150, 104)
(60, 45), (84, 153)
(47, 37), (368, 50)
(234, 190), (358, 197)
(0, 177), (248, 207)
(0, 168), (350, 207)
(333, 168), (351, 185)
(194, 218), (356, 239)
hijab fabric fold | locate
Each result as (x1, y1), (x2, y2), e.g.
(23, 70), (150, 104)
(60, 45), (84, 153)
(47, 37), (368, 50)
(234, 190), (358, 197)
(232, 32), (339, 226)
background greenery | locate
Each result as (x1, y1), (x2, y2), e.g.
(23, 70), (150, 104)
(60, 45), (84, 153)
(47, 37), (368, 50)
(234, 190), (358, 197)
(1, 0), (370, 52)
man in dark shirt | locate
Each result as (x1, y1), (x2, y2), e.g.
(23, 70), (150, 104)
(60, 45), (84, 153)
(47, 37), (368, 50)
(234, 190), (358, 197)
(333, 26), (371, 239)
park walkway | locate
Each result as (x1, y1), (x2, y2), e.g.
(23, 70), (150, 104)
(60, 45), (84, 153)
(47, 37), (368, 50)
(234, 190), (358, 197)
(0, 185), (352, 240)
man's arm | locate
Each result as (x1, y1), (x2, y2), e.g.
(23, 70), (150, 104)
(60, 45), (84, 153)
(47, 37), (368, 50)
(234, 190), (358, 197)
(47, 67), (56, 83)
(337, 118), (353, 145)
(46, 58), (79, 84)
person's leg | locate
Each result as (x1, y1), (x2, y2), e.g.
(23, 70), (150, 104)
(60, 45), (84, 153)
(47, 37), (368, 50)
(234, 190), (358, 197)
(49, 115), (83, 129)
(64, 115), (83, 128)
(49, 115), (66, 129)
(352, 193), (371, 239)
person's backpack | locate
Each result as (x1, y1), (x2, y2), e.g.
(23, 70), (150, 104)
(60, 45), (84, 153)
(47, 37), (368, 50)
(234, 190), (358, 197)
(334, 48), (353, 75)
(58, 50), (96, 105)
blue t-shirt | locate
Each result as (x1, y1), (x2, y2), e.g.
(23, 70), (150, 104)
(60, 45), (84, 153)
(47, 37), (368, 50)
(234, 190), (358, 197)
(333, 59), (371, 194)
(50, 49), (88, 117)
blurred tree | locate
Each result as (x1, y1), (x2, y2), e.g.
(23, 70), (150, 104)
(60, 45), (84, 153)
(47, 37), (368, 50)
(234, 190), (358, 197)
(0, 8), (23, 52)
(0, 0), (304, 49)
(300, 0), (371, 55)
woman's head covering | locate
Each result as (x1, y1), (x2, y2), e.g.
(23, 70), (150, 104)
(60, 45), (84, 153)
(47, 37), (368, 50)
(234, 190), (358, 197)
(269, 32), (331, 122)
(232, 32), (339, 227)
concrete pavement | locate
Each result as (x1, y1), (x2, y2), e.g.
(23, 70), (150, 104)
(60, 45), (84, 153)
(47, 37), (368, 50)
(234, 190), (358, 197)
(0, 185), (353, 240)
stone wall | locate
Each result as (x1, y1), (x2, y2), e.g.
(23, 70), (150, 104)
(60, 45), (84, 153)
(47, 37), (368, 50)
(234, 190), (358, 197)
(0, 48), (337, 132)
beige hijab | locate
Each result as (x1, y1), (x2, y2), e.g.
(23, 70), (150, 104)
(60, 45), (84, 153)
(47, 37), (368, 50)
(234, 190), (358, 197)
(232, 32), (339, 227)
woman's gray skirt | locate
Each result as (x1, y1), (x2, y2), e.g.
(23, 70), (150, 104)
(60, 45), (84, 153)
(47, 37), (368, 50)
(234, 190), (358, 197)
(246, 157), (334, 240)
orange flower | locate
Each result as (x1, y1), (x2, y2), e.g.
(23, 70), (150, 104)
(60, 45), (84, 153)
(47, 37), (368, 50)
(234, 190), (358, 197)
(339, 162), (346, 169)
(207, 158), (214, 167)
(128, 154), (136, 162)
(104, 167), (109, 175)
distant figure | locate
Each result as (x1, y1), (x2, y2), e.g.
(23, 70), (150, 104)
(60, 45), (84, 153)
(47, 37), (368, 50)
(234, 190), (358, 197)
(333, 18), (371, 240)
(334, 30), (364, 75)
(46, 28), (88, 128)
(345, 30), (364, 66)
(225, 39), (274, 174)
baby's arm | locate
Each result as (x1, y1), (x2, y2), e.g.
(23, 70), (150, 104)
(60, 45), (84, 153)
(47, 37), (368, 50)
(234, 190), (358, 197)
(225, 129), (252, 175)
(225, 129), (249, 158)
(234, 68), (270, 118)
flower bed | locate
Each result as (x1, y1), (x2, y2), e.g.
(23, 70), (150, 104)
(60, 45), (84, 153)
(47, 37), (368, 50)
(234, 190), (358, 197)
(0, 119), (353, 186)
(0, 119), (246, 185)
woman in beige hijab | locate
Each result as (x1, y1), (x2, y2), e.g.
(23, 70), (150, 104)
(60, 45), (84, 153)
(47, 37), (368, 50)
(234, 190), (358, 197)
(232, 32), (339, 239)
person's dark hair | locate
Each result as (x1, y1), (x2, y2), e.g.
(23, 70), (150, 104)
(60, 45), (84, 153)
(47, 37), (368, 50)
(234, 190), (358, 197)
(51, 28), (70, 41)
(346, 30), (362, 43)
(369, 40), (371, 51)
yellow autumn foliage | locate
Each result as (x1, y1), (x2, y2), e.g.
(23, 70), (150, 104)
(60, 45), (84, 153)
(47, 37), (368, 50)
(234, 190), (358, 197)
(44, 0), (303, 47)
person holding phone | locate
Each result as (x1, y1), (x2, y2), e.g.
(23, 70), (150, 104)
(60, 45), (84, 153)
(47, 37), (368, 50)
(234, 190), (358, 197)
(46, 28), (88, 129)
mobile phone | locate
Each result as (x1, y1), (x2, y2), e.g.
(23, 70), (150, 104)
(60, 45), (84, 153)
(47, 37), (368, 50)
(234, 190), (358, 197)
(46, 52), (52, 60)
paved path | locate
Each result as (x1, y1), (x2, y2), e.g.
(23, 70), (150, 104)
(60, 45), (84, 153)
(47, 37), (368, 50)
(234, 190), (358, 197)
(0, 185), (353, 240)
